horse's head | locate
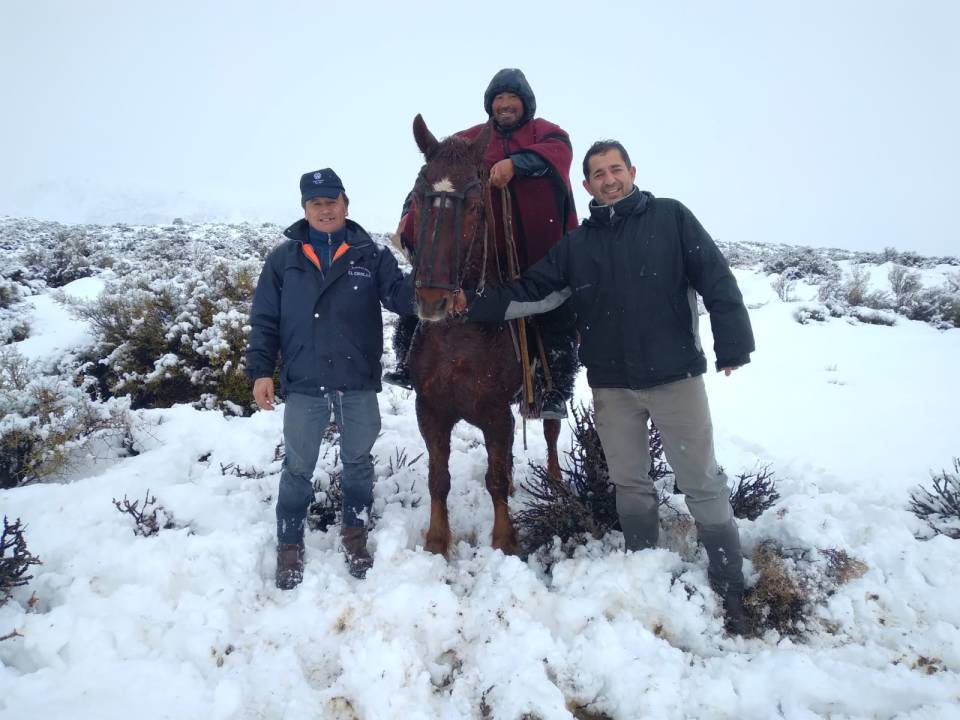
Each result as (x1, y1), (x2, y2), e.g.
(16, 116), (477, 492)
(409, 114), (491, 321)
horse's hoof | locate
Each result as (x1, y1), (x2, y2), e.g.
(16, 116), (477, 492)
(425, 537), (450, 557)
(492, 536), (520, 556)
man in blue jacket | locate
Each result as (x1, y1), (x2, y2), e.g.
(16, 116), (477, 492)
(455, 141), (754, 634)
(246, 168), (415, 588)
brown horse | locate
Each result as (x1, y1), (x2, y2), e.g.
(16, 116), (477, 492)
(406, 114), (561, 556)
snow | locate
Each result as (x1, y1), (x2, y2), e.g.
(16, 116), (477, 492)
(2, 239), (960, 719)
(8, 277), (102, 362)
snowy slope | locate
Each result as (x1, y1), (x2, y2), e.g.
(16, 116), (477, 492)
(1, 229), (959, 719)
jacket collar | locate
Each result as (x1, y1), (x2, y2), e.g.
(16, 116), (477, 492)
(283, 218), (374, 249)
(585, 188), (651, 226)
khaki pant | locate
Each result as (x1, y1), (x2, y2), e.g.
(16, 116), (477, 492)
(593, 375), (733, 528)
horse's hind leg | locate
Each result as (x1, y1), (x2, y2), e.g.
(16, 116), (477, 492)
(418, 402), (456, 556)
(483, 406), (519, 555)
(543, 418), (561, 480)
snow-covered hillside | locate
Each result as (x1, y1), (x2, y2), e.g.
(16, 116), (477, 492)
(1, 217), (959, 719)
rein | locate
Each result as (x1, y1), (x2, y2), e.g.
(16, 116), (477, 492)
(412, 176), (484, 293)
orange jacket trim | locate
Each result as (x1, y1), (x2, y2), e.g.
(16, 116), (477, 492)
(302, 242), (350, 271)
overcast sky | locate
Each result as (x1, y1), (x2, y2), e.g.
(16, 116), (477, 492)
(2, 1), (958, 255)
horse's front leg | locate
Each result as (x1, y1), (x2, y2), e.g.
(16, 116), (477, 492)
(543, 418), (561, 480)
(483, 406), (519, 555)
(417, 401), (455, 556)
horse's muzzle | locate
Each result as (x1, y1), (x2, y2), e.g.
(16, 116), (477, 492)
(416, 287), (456, 322)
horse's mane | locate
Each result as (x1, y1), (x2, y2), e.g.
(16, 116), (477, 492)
(429, 135), (480, 171)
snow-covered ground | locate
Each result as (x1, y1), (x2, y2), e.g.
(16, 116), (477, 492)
(2, 245), (960, 718)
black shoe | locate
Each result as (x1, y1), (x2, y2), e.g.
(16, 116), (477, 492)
(276, 543), (305, 590)
(539, 389), (567, 420)
(383, 365), (413, 389)
(719, 587), (750, 636)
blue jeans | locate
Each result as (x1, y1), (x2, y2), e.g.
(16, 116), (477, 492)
(276, 391), (381, 544)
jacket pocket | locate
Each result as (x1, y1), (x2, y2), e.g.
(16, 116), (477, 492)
(283, 344), (307, 384)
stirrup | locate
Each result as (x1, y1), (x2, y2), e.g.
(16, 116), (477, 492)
(539, 389), (567, 420)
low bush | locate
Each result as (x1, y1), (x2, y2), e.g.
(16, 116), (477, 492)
(909, 458), (960, 540)
(746, 541), (867, 637)
(794, 305), (829, 324)
(17, 228), (112, 288)
(75, 260), (259, 413)
(1, 517), (42, 607)
(771, 274), (797, 302)
(729, 465), (780, 520)
(762, 248), (840, 282)
(112, 491), (177, 537)
(0, 349), (129, 488)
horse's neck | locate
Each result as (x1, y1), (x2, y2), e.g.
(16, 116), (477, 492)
(461, 219), (513, 289)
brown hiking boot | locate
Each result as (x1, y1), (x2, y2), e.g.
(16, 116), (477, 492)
(276, 542), (305, 590)
(341, 526), (373, 579)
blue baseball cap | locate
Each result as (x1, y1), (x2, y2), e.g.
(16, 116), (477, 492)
(300, 168), (345, 204)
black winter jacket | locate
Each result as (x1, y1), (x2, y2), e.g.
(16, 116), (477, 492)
(466, 189), (754, 389)
(246, 219), (415, 395)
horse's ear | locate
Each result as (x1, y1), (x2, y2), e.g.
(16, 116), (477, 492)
(413, 114), (439, 158)
(469, 120), (493, 162)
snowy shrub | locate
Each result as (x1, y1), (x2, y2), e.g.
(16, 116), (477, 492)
(815, 267), (896, 326)
(909, 459), (960, 540)
(897, 285), (960, 328)
(516, 408), (681, 559)
(0, 315), (30, 344)
(0, 349), (129, 488)
(0, 273), (33, 343)
(717, 241), (763, 269)
(771, 274), (796, 302)
(1, 517), (42, 608)
(76, 259), (260, 413)
(112, 491), (177, 537)
(17, 228), (112, 288)
(848, 307), (897, 326)
(729, 465), (780, 520)
(888, 264), (922, 309)
(746, 541), (868, 637)
(516, 405), (618, 557)
(794, 304), (829, 324)
(761, 247), (840, 282)
(879, 246), (945, 268)
(0, 275), (27, 310)
(307, 470), (344, 533)
(840, 264), (869, 306)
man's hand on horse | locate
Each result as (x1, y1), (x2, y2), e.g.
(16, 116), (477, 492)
(720, 366), (742, 377)
(452, 289), (469, 316)
(253, 377), (275, 411)
(490, 159), (515, 188)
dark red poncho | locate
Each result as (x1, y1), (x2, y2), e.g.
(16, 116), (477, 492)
(458, 118), (578, 270)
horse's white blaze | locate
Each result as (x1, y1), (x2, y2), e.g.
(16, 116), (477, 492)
(431, 178), (456, 207)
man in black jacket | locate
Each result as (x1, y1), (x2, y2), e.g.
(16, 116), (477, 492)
(246, 168), (415, 588)
(457, 141), (754, 634)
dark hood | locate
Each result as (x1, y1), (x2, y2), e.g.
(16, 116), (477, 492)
(483, 68), (536, 127)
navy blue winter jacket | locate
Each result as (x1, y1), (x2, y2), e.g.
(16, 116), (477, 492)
(246, 218), (416, 395)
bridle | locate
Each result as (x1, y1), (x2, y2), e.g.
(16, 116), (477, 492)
(411, 170), (487, 295)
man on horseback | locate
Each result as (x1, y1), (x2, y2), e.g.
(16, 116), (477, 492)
(385, 68), (579, 420)
(454, 141), (755, 635)
(246, 168), (415, 588)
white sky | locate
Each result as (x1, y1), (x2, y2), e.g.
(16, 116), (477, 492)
(2, 0), (958, 255)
